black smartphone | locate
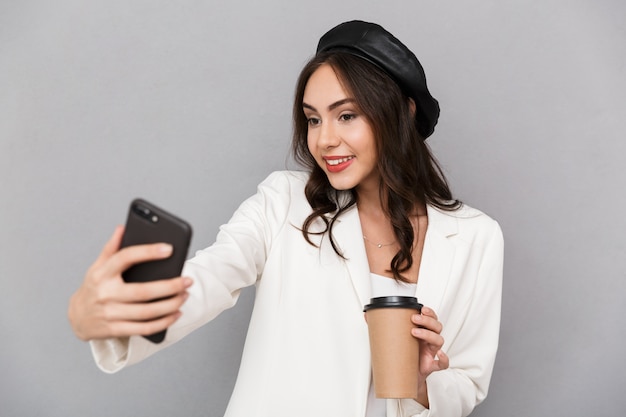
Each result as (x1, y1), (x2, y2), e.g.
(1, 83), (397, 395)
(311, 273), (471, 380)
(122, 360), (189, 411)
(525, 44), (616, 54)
(120, 198), (192, 343)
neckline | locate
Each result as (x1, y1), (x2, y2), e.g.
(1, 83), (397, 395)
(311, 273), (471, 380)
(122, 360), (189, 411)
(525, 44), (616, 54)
(370, 272), (417, 285)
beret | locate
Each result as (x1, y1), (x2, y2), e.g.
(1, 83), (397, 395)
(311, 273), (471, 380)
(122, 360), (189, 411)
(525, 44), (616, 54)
(317, 20), (440, 139)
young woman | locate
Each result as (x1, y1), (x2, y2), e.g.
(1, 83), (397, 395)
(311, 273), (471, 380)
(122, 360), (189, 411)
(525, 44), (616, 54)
(68, 20), (503, 417)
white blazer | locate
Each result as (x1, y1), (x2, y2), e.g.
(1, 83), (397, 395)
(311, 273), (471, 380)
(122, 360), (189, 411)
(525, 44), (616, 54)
(91, 171), (503, 417)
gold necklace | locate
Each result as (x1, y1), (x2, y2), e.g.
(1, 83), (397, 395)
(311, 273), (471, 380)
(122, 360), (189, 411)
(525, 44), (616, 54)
(362, 235), (396, 248)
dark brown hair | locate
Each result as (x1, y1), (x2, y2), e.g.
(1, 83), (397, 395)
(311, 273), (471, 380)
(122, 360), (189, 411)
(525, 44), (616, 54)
(291, 52), (460, 282)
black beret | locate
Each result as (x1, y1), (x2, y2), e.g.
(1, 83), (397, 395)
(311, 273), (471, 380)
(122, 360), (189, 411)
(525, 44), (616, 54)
(317, 20), (440, 139)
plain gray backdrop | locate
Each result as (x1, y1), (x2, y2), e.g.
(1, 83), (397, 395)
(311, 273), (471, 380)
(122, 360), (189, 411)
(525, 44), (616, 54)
(1, 1), (625, 416)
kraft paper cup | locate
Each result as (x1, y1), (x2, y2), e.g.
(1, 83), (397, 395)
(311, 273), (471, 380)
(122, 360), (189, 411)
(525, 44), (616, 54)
(364, 296), (423, 399)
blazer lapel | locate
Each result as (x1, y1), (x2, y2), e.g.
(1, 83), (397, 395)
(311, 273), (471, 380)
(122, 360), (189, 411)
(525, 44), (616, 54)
(332, 205), (372, 309)
(414, 205), (458, 313)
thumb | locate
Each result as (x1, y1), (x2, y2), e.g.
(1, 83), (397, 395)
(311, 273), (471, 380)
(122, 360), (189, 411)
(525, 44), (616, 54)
(436, 349), (449, 370)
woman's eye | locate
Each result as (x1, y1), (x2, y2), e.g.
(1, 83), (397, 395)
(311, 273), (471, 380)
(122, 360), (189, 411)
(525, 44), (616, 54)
(307, 117), (321, 126)
(339, 113), (356, 122)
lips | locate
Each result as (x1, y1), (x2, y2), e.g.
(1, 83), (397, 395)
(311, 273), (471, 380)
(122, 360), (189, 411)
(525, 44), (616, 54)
(324, 156), (354, 173)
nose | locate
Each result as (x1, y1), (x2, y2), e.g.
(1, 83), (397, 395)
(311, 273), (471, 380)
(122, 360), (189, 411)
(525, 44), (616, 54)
(316, 120), (340, 150)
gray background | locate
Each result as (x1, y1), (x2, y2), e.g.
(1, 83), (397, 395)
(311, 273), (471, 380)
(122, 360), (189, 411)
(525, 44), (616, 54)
(1, 0), (624, 416)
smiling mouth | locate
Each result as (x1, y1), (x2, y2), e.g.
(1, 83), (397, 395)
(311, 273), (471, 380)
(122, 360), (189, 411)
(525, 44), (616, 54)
(325, 156), (354, 166)
(324, 156), (355, 173)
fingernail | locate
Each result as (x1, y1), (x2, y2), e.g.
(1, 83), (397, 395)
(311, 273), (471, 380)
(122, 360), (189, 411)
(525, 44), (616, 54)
(158, 244), (173, 255)
(183, 277), (193, 287)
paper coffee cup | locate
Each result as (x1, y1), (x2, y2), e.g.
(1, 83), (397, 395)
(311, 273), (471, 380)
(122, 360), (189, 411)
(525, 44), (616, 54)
(364, 296), (423, 399)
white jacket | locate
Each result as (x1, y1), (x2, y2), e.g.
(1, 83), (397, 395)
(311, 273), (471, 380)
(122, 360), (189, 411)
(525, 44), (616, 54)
(91, 170), (504, 417)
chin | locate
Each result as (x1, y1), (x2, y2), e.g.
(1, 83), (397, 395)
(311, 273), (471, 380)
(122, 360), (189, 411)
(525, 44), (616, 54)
(326, 177), (358, 191)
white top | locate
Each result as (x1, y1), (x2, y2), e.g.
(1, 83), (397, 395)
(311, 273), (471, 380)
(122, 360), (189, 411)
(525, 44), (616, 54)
(366, 273), (418, 417)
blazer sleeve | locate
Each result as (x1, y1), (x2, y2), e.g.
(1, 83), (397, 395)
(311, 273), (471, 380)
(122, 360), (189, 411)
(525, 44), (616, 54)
(400, 218), (504, 417)
(90, 171), (294, 373)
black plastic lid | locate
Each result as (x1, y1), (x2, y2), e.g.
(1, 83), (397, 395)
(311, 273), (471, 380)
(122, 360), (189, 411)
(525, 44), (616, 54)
(363, 296), (423, 312)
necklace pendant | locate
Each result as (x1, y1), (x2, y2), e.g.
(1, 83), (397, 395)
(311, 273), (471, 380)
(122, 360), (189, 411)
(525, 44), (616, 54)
(363, 235), (395, 248)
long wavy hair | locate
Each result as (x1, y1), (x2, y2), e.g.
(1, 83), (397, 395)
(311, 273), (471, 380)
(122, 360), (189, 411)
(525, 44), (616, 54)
(291, 51), (460, 282)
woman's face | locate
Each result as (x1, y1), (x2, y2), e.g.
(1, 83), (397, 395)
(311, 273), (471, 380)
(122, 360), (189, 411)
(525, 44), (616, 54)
(303, 64), (379, 193)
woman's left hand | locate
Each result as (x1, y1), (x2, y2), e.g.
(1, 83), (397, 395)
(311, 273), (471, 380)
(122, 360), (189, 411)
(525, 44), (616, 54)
(411, 306), (449, 406)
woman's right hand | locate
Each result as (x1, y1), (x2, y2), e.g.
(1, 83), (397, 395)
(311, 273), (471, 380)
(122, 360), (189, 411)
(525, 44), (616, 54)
(67, 225), (193, 341)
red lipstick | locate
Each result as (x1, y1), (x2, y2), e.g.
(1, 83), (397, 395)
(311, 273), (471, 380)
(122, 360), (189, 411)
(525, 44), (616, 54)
(324, 156), (354, 173)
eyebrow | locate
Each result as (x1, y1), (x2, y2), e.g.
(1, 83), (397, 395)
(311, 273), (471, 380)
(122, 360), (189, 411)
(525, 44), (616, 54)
(302, 98), (356, 112)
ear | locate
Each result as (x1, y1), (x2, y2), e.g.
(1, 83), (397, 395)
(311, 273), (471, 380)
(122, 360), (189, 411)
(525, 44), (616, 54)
(408, 98), (417, 117)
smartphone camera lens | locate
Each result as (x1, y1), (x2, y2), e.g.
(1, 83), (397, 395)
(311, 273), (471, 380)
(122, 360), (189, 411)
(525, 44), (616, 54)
(133, 204), (153, 220)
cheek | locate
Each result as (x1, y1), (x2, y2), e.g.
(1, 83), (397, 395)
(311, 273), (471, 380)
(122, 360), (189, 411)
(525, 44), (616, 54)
(306, 130), (317, 156)
(351, 126), (377, 156)
(306, 134), (314, 155)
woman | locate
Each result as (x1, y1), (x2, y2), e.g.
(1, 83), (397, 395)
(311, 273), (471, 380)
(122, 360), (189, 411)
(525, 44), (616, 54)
(68, 20), (503, 417)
